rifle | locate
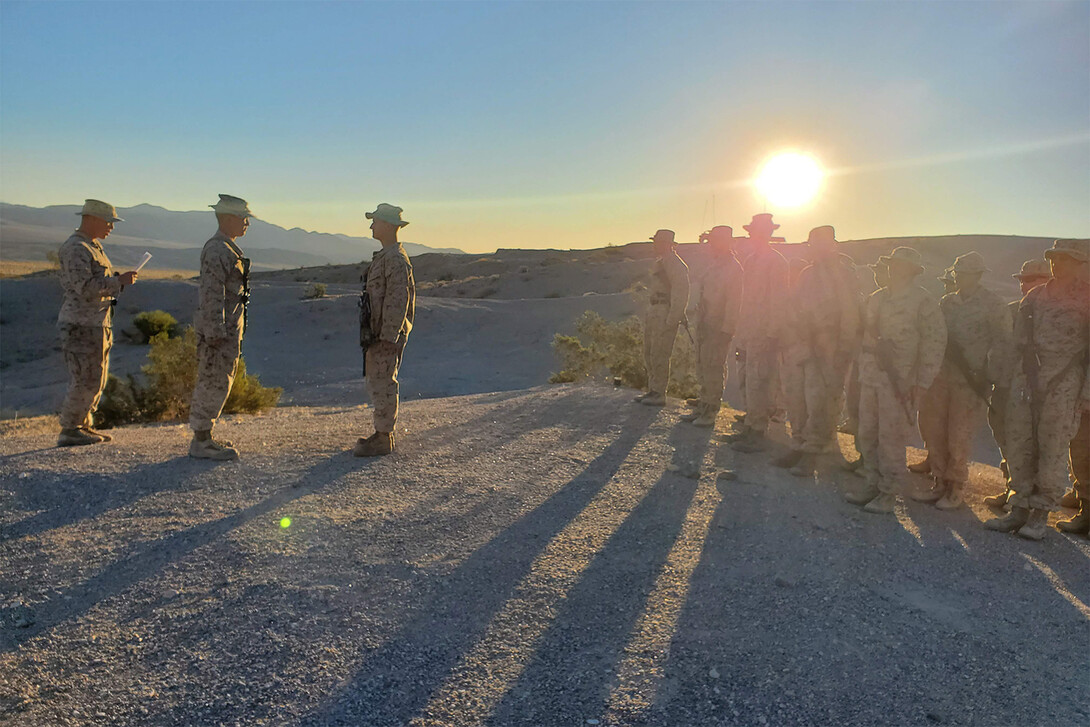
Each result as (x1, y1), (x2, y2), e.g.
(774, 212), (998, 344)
(946, 338), (992, 403)
(359, 264), (375, 377)
(681, 314), (695, 345)
(874, 337), (916, 426)
(239, 255), (251, 353)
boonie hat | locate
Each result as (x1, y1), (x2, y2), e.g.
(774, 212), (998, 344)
(805, 225), (836, 246)
(1043, 238), (1089, 264)
(210, 194), (254, 218)
(743, 213), (780, 233)
(886, 246), (924, 273)
(366, 203), (409, 227)
(1012, 259), (1051, 280)
(951, 251), (989, 275)
(76, 199), (123, 223)
(938, 267), (955, 283)
(649, 229), (676, 245)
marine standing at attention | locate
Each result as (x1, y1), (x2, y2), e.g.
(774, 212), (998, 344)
(355, 203), (416, 457)
(635, 229), (690, 407)
(56, 200), (139, 446)
(189, 195), (253, 461)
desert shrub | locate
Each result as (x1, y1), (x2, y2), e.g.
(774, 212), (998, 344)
(132, 310), (179, 343)
(437, 271), (455, 282)
(95, 326), (281, 427)
(45, 250), (60, 269)
(548, 311), (697, 398)
(303, 282), (327, 299)
(475, 286), (499, 299)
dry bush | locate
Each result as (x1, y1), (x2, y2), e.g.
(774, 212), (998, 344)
(132, 310), (180, 343)
(303, 282), (327, 299)
(548, 311), (699, 398)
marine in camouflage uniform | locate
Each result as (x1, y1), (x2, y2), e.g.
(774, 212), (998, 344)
(986, 239), (1090, 540)
(635, 229), (689, 407)
(777, 226), (862, 477)
(189, 195), (253, 461)
(680, 226), (742, 427)
(911, 252), (1012, 510)
(355, 203), (416, 457)
(56, 200), (139, 446)
(845, 247), (947, 514)
(983, 259), (1051, 509)
(726, 213), (789, 452)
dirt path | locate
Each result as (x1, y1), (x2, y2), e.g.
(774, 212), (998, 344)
(1, 386), (1087, 726)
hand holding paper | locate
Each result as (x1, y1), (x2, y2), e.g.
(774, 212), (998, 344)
(135, 252), (152, 272)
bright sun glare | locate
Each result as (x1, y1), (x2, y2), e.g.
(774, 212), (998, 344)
(754, 153), (824, 208)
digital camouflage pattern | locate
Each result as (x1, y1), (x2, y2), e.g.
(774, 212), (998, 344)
(736, 244), (789, 433)
(58, 324), (113, 429)
(364, 243), (415, 432)
(643, 250), (689, 395)
(691, 252), (742, 411)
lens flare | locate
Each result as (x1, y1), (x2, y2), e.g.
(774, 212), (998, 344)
(280, 517), (292, 529)
(754, 152), (824, 208)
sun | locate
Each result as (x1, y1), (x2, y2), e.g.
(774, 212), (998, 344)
(754, 152), (824, 208)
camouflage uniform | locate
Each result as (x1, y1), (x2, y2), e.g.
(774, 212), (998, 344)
(1071, 410), (1089, 502)
(642, 250), (689, 396)
(1004, 279), (1090, 511)
(857, 286), (947, 494)
(190, 232), (249, 431)
(735, 244), (789, 433)
(691, 252), (743, 413)
(782, 254), (862, 453)
(986, 299), (1022, 478)
(364, 243), (416, 432)
(57, 231), (124, 429)
(918, 285), (1012, 489)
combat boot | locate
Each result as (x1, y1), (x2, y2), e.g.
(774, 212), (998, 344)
(984, 506), (1030, 533)
(722, 427), (752, 443)
(354, 431), (394, 457)
(189, 436), (239, 461)
(863, 493), (897, 514)
(844, 482), (880, 506)
(1056, 502), (1090, 536)
(634, 391), (651, 403)
(640, 392), (666, 407)
(935, 480), (964, 511)
(1060, 488), (1079, 509)
(790, 453), (817, 478)
(842, 454), (864, 472)
(692, 410), (718, 428)
(773, 450), (804, 469)
(680, 406), (705, 423)
(907, 457), (931, 475)
(908, 477), (945, 504)
(1016, 509), (1049, 541)
(731, 430), (766, 453)
(81, 426), (112, 442)
(984, 489), (1011, 509)
(685, 397), (701, 407)
(57, 428), (102, 447)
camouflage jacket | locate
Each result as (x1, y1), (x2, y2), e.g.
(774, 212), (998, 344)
(736, 243), (789, 343)
(787, 253), (862, 362)
(692, 253), (743, 336)
(859, 285), (947, 390)
(647, 250), (690, 325)
(366, 243), (415, 344)
(939, 286), (1012, 385)
(57, 231), (124, 327)
(1015, 278), (1090, 394)
(194, 232), (248, 339)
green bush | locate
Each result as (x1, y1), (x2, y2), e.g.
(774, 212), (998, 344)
(303, 282), (327, 299)
(548, 311), (698, 399)
(95, 326), (281, 427)
(132, 310), (179, 343)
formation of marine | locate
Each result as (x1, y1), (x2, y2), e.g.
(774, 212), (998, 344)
(53, 200), (1088, 540)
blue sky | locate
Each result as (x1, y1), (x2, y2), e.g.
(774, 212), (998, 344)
(2, 0), (1087, 252)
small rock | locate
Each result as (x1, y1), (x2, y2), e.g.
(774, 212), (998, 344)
(161, 589), (179, 600)
(717, 470), (738, 481)
(774, 576), (795, 588)
(15, 616), (34, 628)
(709, 667), (720, 679)
(667, 463), (681, 472)
(586, 720), (600, 725)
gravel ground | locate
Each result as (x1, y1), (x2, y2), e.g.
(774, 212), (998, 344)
(1, 385), (1087, 727)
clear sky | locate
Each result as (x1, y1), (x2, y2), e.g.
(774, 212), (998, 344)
(1, 0), (1087, 253)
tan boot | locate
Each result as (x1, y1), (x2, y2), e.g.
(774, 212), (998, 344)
(189, 436), (239, 461)
(640, 392), (666, 407)
(935, 480), (964, 511)
(1060, 488), (1080, 509)
(845, 482), (880, 506)
(984, 489), (1011, 509)
(680, 405), (705, 423)
(1056, 502), (1090, 535)
(692, 409), (718, 428)
(909, 477), (945, 504)
(907, 457), (931, 475)
(354, 431), (394, 457)
(985, 506), (1030, 533)
(81, 426), (112, 442)
(790, 453), (817, 478)
(864, 493), (897, 514)
(732, 430), (767, 453)
(773, 450), (804, 469)
(57, 428), (102, 447)
(1016, 509), (1049, 541)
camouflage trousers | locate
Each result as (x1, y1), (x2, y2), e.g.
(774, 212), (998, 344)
(782, 346), (844, 453)
(1072, 410), (1089, 501)
(695, 323), (731, 412)
(1006, 365), (1085, 511)
(189, 332), (241, 432)
(917, 366), (987, 486)
(643, 305), (678, 395)
(987, 385), (1011, 479)
(58, 323), (112, 429)
(857, 377), (914, 495)
(366, 341), (405, 433)
(741, 338), (779, 434)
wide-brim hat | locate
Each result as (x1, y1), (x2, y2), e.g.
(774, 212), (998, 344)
(886, 246), (924, 273)
(76, 199), (123, 223)
(707, 225), (735, 243)
(951, 250), (989, 275)
(649, 229), (676, 244)
(743, 213), (780, 233)
(805, 225), (836, 246)
(210, 194), (254, 218)
(1043, 238), (1089, 263)
(366, 202), (409, 227)
(938, 267), (955, 283)
(1012, 259), (1051, 280)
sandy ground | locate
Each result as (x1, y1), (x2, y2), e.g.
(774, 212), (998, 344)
(1, 386), (1088, 727)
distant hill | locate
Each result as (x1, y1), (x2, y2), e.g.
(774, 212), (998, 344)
(0, 202), (464, 271)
